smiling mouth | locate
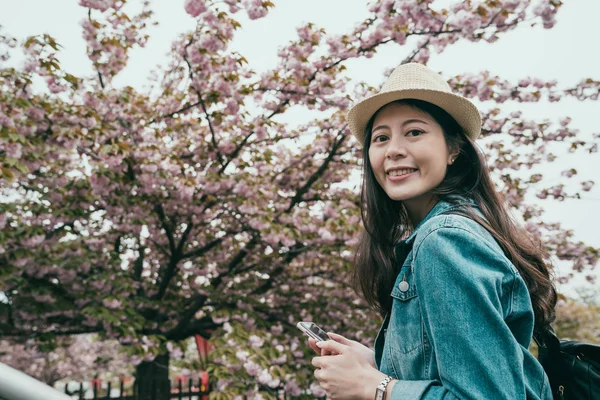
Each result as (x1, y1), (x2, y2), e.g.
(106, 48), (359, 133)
(387, 168), (417, 177)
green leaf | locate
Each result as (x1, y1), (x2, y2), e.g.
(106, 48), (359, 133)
(1, 167), (15, 180)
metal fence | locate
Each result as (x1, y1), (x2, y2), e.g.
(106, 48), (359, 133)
(62, 379), (298, 400)
(0, 362), (309, 400)
(63, 378), (211, 400)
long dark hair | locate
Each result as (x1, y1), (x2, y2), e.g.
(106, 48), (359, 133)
(351, 99), (557, 332)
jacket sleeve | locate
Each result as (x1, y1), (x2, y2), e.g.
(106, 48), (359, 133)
(388, 225), (529, 400)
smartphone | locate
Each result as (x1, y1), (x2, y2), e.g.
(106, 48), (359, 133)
(296, 321), (330, 342)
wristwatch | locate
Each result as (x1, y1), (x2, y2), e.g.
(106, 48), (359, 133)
(374, 375), (393, 400)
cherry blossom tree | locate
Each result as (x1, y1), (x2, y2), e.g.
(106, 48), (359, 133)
(1, 0), (598, 397)
(0, 334), (131, 386)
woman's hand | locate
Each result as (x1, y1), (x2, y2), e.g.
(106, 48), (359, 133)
(307, 332), (376, 366)
(311, 334), (384, 400)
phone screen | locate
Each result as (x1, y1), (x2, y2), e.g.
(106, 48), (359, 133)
(297, 321), (330, 341)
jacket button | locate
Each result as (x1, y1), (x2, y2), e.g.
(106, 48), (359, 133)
(399, 281), (409, 292)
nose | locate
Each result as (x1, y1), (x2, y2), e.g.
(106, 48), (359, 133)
(385, 135), (407, 160)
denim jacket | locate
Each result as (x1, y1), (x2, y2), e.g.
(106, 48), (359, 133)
(374, 198), (552, 399)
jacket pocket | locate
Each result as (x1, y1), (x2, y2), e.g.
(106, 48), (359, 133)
(391, 266), (417, 302)
(388, 265), (422, 356)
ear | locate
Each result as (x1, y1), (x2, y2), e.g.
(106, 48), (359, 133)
(447, 148), (460, 165)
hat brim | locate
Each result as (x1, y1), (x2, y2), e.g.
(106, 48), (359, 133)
(347, 89), (481, 145)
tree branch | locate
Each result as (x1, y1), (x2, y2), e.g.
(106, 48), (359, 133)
(181, 39), (225, 168)
(286, 131), (347, 212)
(181, 236), (225, 260)
(154, 204), (176, 254)
(218, 130), (254, 175)
(401, 38), (430, 64)
(149, 100), (203, 124)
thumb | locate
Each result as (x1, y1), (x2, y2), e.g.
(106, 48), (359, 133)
(327, 332), (353, 345)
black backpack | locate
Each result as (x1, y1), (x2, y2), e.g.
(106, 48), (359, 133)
(534, 328), (600, 400)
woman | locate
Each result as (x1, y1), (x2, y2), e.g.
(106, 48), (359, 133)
(308, 63), (555, 400)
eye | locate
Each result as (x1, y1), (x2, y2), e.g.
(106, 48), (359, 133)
(372, 134), (389, 143)
(406, 129), (424, 137)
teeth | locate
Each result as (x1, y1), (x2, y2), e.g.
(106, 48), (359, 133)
(388, 168), (416, 177)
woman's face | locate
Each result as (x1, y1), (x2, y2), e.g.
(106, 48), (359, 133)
(368, 102), (454, 209)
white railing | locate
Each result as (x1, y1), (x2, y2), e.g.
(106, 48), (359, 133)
(0, 363), (72, 400)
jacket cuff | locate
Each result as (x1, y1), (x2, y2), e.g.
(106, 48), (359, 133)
(388, 380), (438, 400)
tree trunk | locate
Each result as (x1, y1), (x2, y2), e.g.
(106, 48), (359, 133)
(135, 353), (170, 400)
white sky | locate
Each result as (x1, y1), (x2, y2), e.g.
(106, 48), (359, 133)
(2, 0), (599, 295)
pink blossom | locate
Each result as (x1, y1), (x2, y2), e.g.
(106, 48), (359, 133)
(32, 294), (56, 303)
(581, 181), (594, 191)
(198, 35), (224, 53)
(532, 77), (545, 88)
(243, 0), (268, 20)
(318, 227), (335, 244)
(26, 107), (45, 120)
(143, 164), (158, 173)
(248, 335), (264, 348)
(13, 257), (31, 267)
(3, 142), (22, 158)
(243, 360), (261, 376)
(284, 380), (302, 396)
(45, 76), (67, 94)
(167, 342), (184, 359)
(184, 0), (207, 17)
(22, 234), (45, 247)
(559, 117), (571, 127)
(518, 78), (531, 87)
(236, 350), (250, 361)
(310, 382), (326, 397)
(105, 155), (125, 168)
(212, 315), (230, 324)
(233, 181), (251, 196)
(532, 2), (558, 28)
(451, 10), (482, 34)
(79, 0), (113, 12)
(102, 298), (122, 309)
(257, 369), (280, 388)
(90, 174), (111, 195)
(204, 181), (221, 194)
(281, 236), (295, 248)
(239, 204), (259, 215)
(219, 140), (236, 154)
(412, 46), (430, 64)
(178, 185), (195, 201)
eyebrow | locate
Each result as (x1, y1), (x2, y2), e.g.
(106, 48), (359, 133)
(371, 118), (430, 134)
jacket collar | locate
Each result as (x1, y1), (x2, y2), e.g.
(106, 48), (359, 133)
(402, 195), (476, 246)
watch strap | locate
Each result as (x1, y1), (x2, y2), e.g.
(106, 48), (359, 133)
(374, 375), (393, 400)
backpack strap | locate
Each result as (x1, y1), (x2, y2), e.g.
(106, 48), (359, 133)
(534, 326), (561, 353)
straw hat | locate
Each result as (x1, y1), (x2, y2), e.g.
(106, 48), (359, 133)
(347, 63), (481, 145)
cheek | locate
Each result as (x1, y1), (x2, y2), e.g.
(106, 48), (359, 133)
(420, 150), (448, 180)
(368, 150), (381, 173)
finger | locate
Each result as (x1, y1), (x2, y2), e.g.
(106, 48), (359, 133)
(327, 332), (353, 345)
(308, 338), (321, 355)
(321, 347), (332, 356)
(311, 356), (324, 369)
(316, 339), (346, 354)
(313, 367), (322, 380)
